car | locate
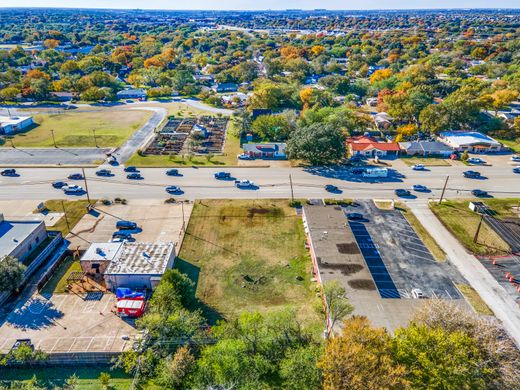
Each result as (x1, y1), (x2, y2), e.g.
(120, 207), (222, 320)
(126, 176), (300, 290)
(68, 173), (84, 180)
(468, 157), (486, 165)
(463, 170), (481, 179)
(52, 181), (67, 189)
(124, 166), (139, 172)
(395, 189), (411, 197)
(235, 179), (255, 188)
(471, 189), (489, 197)
(62, 185), (84, 194)
(116, 220), (137, 230)
(214, 171), (231, 180)
(325, 184), (340, 193)
(511, 155), (520, 162)
(412, 184), (428, 192)
(351, 167), (365, 174)
(166, 169), (181, 176)
(412, 164), (425, 171)
(1, 168), (17, 176)
(350, 156), (363, 163)
(127, 173), (143, 180)
(95, 169), (112, 177)
(237, 153), (252, 160)
(514, 167), (520, 174)
(165, 185), (183, 194)
(411, 288), (426, 299)
(112, 231), (133, 240)
(346, 213), (364, 220)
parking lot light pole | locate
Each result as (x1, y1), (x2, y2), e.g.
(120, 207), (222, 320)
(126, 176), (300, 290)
(50, 129), (57, 148)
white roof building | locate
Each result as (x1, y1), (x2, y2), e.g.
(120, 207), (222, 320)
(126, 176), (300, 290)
(0, 116), (34, 134)
(438, 131), (502, 152)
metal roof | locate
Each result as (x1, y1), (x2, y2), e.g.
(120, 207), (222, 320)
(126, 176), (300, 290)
(0, 218), (44, 260)
(105, 242), (175, 275)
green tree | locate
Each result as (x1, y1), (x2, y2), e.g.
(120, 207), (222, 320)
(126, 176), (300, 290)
(323, 281), (354, 334)
(98, 372), (111, 389)
(280, 344), (323, 390)
(251, 114), (292, 141)
(286, 123), (346, 165)
(0, 256), (26, 292)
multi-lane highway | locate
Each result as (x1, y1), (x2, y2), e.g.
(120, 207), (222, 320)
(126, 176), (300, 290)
(1, 163), (519, 201)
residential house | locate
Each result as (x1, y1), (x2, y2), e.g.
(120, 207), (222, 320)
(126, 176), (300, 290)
(438, 131), (503, 153)
(116, 88), (147, 100)
(347, 135), (400, 158)
(212, 83), (238, 93)
(243, 142), (287, 159)
(373, 112), (393, 130)
(399, 141), (453, 157)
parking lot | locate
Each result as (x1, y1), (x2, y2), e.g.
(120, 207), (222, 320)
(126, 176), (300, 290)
(0, 292), (137, 354)
(478, 255), (520, 302)
(67, 199), (193, 250)
(347, 200), (464, 300)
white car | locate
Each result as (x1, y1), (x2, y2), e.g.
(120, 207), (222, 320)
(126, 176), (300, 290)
(237, 153), (252, 160)
(511, 155), (520, 162)
(468, 157), (486, 164)
(412, 164), (425, 171)
(62, 185), (84, 193)
(235, 179), (255, 188)
(411, 288), (426, 299)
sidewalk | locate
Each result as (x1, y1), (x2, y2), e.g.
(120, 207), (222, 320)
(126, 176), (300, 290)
(407, 200), (520, 348)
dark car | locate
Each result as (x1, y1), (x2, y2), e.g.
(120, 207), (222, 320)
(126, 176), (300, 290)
(166, 169), (182, 176)
(351, 167), (365, 174)
(463, 170), (481, 179)
(325, 184), (341, 193)
(116, 220), (138, 230)
(166, 185), (183, 194)
(214, 171), (231, 180)
(513, 167), (520, 174)
(96, 169), (112, 177)
(124, 166), (139, 172)
(112, 231), (133, 240)
(52, 181), (67, 189)
(1, 169), (17, 176)
(68, 173), (84, 180)
(347, 213), (364, 220)
(412, 184), (428, 192)
(127, 173), (143, 180)
(471, 189), (489, 197)
(395, 189), (411, 197)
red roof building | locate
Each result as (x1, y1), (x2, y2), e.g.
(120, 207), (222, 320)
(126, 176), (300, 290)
(347, 135), (400, 157)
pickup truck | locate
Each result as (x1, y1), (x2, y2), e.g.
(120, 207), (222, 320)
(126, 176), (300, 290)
(62, 185), (84, 194)
(214, 171), (231, 180)
(68, 173), (84, 180)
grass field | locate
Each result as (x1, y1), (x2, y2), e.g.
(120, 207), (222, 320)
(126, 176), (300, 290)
(40, 200), (92, 236)
(398, 203), (446, 262)
(430, 200), (513, 255)
(0, 366), (133, 390)
(456, 283), (494, 316)
(126, 124), (242, 167)
(40, 256), (81, 294)
(177, 200), (322, 331)
(401, 156), (451, 166)
(3, 109), (152, 148)
(497, 138), (520, 153)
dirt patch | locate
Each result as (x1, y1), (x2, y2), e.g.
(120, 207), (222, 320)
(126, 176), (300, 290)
(247, 208), (269, 218)
(348, 279), (377, 290)
(317, 260), (364, 275)
(336, 243), (360, 254)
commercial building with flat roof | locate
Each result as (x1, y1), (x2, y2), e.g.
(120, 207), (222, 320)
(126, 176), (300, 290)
(0, 115), (33, 134)
(0, 214), (48, 262)
(438, 131), (502, 153)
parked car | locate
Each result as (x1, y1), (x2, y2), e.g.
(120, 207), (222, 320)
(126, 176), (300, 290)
(468, 157), (486, 165)
(124, 166), (139, 172)
(1, 168), (17, 176)
(471, 189), (489, 197)
(166, 169), (181, 176)
(116, 220), (137, 230)
(395, 189), (411, 197)
(511, 155), (520, 162)
(346, 212), (364, 220)
(96, 169), (112, 177)
(514, 167), (520, 174)
(412, 184), (428, 192)
(165, 186), (183, 194)
(463, 170), (481, 179)
(411, 288), (426, 299)
(237, 153), (252, 160)
(235, 179), (255, 188)
(351, 167), (365, 174)
(412, 164), (425, 171)
(52, 181), (67, 189)
(62, 185), (84, 194)
(112, 231), (133, 240)
(68, 173), (84, 180)
(127, 173), (143, 180)
(214, 171), (231, 180)
(325, 184), (341, 193)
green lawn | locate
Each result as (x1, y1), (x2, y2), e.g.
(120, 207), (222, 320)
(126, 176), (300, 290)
(177, 200), (322, 332)
(3, 109), (152, 148)
(39, 200), (92, 236)
(40, 256), (81, 294)
(0, 366), (133, 390)
(430, 200), (514, 255)
(400, 156), (451, 166)
(126, 124), (242, 167)
(496, 138), (520, 153)
(456, 284), (494, 316)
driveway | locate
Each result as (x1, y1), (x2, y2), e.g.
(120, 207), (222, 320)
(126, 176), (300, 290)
(407, 200), (520, 348)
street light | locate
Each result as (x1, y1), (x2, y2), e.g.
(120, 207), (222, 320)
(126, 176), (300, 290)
(50, 129), (57, 148)
(92, 129), (98, 148)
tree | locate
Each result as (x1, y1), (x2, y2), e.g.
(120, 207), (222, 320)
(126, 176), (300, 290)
(318, 316), (408, 390)
(370, 69), (393, 84)
(286, 123), (346, 165)
(232, 109), (252, 137)
(251, 114), (292, 141)
(156, 346), (195, 389)
(0, 87), (20, 102)
(0, 256), (26, 292)
(64, 374), (79, 390)
(322, 281), (354, 333)
(98, 372), (111, 389)
(280, 344), (323, 390)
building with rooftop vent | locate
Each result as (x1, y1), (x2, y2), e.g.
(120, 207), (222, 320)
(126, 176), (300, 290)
(438, 131), (502, 153)
(0, 115), (34, 134)
(0, 213), (47, 263)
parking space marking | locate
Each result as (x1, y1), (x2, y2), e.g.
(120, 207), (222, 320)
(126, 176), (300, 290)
(50, 338), (59, 352)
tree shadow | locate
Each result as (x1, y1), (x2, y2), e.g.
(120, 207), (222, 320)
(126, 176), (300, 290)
(304, 165), (405, 183)
(7, 297), (64, 330)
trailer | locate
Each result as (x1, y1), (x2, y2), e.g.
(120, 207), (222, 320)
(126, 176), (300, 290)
(117, 299), (145, 318)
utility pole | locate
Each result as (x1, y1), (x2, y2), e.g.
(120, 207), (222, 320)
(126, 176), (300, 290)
(50, 129), (57, 148)
(9, 138), (15, 148)
(289, 174), (295, 203)
(439, 175), (449, 204)
(81, 168), (91, 205)
(61, 200), (71, 232)
(473, 214), (484, 243)
(92, 129), (98, 148)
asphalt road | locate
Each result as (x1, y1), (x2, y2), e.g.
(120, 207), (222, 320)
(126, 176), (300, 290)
(0, 164), (519, 201)
(0, 147), (111, 165)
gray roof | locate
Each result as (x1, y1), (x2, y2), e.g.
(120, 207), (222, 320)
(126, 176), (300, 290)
(105, 242), (175, 275)
(399, 141), (453, 153)
(0, 219), (43, 259)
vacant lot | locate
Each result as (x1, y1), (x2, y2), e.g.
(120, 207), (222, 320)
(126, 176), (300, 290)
(430, 200), (512, 255)
(401, 156), (451, 166)
(178, 200), (321, 329)
(4, 109), (151, 148)
(40, 200), (91, 236)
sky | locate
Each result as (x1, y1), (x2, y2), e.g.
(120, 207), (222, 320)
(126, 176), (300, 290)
(1, 1), (519, 10)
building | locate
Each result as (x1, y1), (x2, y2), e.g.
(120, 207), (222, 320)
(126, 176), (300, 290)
(0, 214), (48, 263)
(438, 131), (502, 153)
(0, 116), (34, 135)
(347, 135), (400, 158)
(373, 112), (393, 130)
(212, 83), (238, 93)
(399, 141), (453, 157)
(50, 92), (76, 101)
(242, 142), (287, 159)
(116, 88), (147, 100)
(80, 242), (176, 290)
